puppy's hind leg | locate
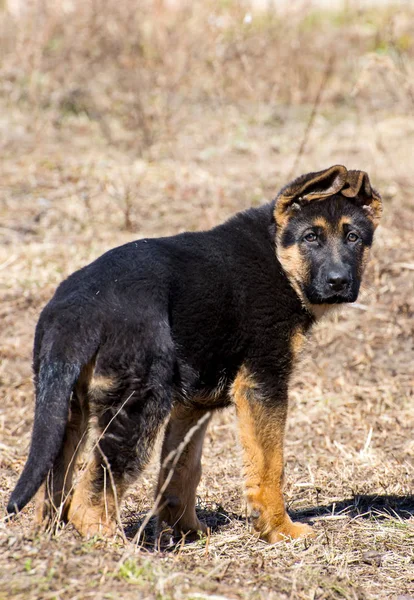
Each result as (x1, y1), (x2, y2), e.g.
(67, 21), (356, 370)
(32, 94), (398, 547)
(156, 404), (212, 539)
(68, 331), (174, 537)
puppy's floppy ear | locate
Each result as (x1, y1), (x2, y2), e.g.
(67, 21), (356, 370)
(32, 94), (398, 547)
(341, 170), (382, 228)
(275, 165), (347, 226)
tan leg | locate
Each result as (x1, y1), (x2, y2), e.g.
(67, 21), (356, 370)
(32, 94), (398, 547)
(67, 456), (124, 537)
(67, 368), (171, 537)
(66, 374), (122, 537)
(156, 404), (212, 537)
(232, 367), (314, 543)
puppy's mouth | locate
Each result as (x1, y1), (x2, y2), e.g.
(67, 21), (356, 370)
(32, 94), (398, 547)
(304, 287), (359, 305)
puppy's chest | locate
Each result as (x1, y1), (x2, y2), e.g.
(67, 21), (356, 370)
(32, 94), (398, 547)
(178, 375), (233, 409)
(174, 319), (312, 408)
(175, 353), (238, 409)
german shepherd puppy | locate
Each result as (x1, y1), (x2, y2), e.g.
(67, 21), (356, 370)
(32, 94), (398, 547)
(7, 165), (382, 543)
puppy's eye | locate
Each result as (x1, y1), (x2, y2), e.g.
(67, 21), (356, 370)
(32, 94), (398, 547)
(347, 232), (359, 243)
(303, 232), (318, 243)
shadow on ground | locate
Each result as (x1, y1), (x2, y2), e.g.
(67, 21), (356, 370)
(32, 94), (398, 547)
(292, 494), (414, 522)
(123, 494), (414, 549)
(123, 503), (245, 549)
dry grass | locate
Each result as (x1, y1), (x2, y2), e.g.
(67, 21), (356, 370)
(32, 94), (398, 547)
(1, 1), (414, 599)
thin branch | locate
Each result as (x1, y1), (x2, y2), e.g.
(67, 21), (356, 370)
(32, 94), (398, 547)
(288, 52), (336, 179)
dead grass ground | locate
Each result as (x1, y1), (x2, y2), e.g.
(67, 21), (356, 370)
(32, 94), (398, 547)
(1, 2), (414, 599)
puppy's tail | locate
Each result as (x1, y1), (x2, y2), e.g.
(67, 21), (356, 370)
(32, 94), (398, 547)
(7, 356), (82, 515)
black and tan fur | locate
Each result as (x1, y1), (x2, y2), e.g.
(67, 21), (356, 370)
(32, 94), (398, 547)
(7, 165), (382, 542)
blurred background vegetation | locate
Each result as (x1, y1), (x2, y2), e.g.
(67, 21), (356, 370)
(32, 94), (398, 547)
(1, 0), (412, 154)
(1, 0), (412, 241)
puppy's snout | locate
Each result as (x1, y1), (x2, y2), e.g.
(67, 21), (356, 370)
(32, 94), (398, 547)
(327, 270), (350, 292)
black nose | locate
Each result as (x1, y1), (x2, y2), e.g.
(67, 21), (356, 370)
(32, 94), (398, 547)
(327, 271), (349, 292)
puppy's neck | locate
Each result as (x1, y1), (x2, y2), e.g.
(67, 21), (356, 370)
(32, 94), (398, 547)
(308, 303), (340, 321)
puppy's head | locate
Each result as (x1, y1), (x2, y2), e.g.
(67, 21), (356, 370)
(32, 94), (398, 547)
(274, 165), (382, 310)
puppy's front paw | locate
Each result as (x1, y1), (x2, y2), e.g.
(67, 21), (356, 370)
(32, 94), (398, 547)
(264, 519), (314, 543)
